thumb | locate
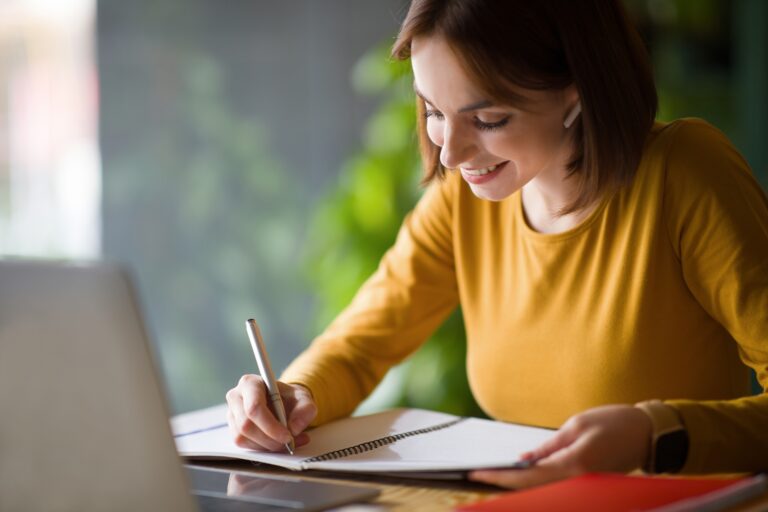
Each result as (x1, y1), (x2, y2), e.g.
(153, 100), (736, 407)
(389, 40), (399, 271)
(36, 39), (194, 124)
(282, 384), (317, 435)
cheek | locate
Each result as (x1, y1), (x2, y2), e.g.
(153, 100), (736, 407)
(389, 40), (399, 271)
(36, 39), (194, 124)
(487, 125), (548, 163)
(481, 134), (517, 160)
(426, 121), (443, 147)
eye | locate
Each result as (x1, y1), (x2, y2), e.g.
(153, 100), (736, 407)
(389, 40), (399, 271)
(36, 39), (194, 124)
(474, 116), (510, 131)
(424, 109), (444, 121)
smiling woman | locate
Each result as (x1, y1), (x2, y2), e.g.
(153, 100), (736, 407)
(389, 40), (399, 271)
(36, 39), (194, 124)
(393, 0), (657, 217)
(410, 35), (582, 208)
(226, 0), (768, 490)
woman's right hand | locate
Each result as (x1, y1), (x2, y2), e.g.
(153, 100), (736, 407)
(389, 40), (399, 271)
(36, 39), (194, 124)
(225, 375), (317, 452)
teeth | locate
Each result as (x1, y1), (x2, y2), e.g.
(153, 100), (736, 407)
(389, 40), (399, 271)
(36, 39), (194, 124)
(463, 164), (498, 176)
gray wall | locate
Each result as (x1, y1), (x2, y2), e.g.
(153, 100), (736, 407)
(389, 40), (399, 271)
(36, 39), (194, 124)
(98, 0), (408, 412)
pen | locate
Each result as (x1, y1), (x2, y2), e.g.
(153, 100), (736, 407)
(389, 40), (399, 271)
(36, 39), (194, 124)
(245, 318), (295, 455)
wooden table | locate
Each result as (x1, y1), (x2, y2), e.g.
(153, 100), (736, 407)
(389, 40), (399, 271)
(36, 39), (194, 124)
(195, 461), (768, 511)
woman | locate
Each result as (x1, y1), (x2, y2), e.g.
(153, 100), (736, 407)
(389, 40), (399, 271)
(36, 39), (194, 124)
(226, 0), (768, 488)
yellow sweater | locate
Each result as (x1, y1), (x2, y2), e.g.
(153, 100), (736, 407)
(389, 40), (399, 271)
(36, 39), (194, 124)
(282, 119), (768, 473)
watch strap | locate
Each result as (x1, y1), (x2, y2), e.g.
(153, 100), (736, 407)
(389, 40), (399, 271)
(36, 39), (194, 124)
(635, 399), (689, 474)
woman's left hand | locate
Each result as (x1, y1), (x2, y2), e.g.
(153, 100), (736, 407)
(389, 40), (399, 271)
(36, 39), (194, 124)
(468, 404), (653, 489)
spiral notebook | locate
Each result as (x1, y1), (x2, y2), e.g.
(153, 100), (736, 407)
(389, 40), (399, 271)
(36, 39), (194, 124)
(172, 405), (556, 474)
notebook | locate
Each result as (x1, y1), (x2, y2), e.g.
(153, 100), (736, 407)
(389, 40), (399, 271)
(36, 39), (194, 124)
(0, 260), (379, 511)
(456, 473), (768, 512)
(173, 403), (557, 474)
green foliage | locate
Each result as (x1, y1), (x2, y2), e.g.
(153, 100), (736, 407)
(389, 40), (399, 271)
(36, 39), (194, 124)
(303, 44), (485, 418)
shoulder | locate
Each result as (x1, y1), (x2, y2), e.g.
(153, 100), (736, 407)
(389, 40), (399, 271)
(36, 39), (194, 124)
(406, 170), (464, 245)
(643, 118), (760, 208)
(416, 169), (462, 214)
(652, 117), (730, 146)
(644, 118), (753, 194)
(413, 170), (498, 241)
(648, 119), (768, 254)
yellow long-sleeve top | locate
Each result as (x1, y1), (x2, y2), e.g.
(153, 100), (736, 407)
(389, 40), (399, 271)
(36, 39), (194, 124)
(282, 118), (768, 473)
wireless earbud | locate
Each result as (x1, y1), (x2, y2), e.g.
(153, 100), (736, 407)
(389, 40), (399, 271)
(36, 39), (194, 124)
(563, 102), (582, 129)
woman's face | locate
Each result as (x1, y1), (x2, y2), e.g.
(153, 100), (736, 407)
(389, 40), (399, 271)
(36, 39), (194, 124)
(411, 35), (579, 201)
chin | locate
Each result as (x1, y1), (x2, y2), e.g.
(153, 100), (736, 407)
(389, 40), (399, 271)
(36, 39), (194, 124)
(468, 184), (515, 202)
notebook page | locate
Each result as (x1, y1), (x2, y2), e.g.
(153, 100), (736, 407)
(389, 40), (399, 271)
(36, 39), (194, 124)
(305, 416), (556, 472)
(172, 403), (228, 435)
(173, 406), (556, 472)
(173, 406), (463, 471)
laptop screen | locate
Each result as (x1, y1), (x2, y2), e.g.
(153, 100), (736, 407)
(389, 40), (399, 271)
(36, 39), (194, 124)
(0, 260), (195, 511)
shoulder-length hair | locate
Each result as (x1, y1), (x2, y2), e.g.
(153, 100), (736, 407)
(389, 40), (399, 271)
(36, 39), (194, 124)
(392, 0), (657, 214)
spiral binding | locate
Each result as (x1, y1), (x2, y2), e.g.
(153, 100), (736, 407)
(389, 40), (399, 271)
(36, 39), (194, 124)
(301, 417), (466, 463)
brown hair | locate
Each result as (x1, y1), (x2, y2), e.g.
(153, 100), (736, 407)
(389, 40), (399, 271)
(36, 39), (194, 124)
(392, 0), (657, 214)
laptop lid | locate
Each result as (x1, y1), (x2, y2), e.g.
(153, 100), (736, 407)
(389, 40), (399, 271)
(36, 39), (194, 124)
(0, 260), (197, 511)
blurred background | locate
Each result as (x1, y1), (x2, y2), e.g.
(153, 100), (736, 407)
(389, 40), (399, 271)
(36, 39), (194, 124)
(1, 0), (765, 415)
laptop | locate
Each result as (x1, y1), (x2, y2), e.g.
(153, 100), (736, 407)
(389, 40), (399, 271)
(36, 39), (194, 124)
(0, 260), (379, 511)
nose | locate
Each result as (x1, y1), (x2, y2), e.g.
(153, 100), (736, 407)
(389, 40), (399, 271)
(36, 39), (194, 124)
(439, 122), (478, 170)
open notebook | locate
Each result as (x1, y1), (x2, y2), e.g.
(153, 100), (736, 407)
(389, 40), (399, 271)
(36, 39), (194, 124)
(172, 405), (556, 474)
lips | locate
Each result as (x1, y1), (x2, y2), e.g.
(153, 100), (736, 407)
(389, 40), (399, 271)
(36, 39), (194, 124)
(460, 161), (509, 185)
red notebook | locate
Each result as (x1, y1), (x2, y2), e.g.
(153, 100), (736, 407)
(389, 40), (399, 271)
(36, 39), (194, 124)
(457, 473), (767, 512)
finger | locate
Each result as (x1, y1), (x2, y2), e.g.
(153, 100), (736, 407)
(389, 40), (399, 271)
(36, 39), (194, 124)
(287, 399), (317, 436)
(226, 388), (254, 443)
(227, 473), (249, 496)
(278, 382), (313, 410)
(225, 386), (242, 414)
(288, 407), (316, 437)
(470, 429), (592, 490)
(522, 425), (581, 462)
(277, 382), (317, 436)
(225, 391), (250, 442)
(469, 458), (578, 490)
(277, 381), (301, 401)
(239, 375), (292, 445)
(227, 403), (261, 450)
(227, 392), (285, 451)
(227, 387), (284, 451)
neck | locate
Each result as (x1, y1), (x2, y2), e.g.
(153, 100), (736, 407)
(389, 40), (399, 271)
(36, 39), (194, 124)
(520, 127), (593, 233)
(521, 171), (593, 234)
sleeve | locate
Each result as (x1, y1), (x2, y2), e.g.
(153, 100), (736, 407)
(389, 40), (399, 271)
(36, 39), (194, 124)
(661, 118), (768, 473)
(280, 174), (461, 425)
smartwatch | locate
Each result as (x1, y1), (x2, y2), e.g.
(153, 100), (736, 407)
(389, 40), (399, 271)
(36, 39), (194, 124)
(635, 400), (689, 474)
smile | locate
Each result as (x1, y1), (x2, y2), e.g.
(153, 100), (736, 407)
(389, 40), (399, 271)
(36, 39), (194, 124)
(463, 164), (498, 176)
(460, 161), (509, 184)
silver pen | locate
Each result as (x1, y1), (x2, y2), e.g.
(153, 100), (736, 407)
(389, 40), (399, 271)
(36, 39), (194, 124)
(245, 318), (295, 454)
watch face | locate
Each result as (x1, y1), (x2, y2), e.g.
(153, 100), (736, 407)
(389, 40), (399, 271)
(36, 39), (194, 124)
(655, 429), (689, 473)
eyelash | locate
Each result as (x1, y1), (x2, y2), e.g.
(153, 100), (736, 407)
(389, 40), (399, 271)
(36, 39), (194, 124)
(424, 110), (510, 132)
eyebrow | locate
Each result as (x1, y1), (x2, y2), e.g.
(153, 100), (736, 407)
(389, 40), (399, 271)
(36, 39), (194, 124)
(413, 85), (494, 113)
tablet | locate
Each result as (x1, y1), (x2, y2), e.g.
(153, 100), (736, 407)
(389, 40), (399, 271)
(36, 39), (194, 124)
(187, 465), (380, 511)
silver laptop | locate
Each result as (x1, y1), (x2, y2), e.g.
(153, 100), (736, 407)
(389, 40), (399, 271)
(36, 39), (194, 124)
(0, 260), (379, 511)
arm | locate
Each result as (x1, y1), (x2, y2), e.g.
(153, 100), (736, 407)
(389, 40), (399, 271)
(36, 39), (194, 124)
(661, 119), (768, 473)
(281, 173), (461, 425)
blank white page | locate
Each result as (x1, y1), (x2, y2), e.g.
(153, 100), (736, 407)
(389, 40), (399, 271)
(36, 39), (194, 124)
(173, 406), (556, 473)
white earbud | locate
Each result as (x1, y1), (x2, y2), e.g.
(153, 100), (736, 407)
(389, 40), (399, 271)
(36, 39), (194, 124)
(563, 102), (582, 129)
